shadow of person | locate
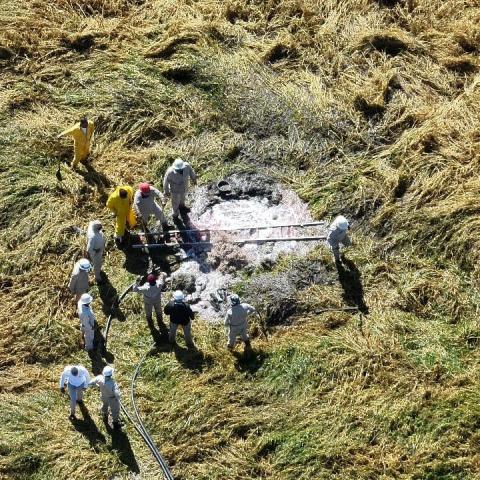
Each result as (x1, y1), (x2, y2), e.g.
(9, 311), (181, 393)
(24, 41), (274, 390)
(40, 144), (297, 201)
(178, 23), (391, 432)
(173, 344), (210, 372)
(121, 239), (150, 275)
(105, 421), (140, 473)
(98, 273), (126, 322)
(336, 257), (369, 314)
(232, 347), (267, 375)
(88, 347), (106, 375)
(70, 402), (106, 449)
(80, 162), (112, 193)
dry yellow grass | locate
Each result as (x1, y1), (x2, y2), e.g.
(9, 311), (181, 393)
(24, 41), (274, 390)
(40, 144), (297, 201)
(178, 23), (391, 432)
(2, 0), (480, 478)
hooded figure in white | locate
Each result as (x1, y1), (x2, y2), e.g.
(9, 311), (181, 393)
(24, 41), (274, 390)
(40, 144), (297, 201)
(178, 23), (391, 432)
(163, 158), (197, 218)
(90, 366), (121, 427)
(77, 293), (96, 351)
(326, 215), (351, 262)
(59, 365), (91, 419)
(68, 258), (91, 301)
(86, 220), (105, 283)
(224, 294), (255, 350)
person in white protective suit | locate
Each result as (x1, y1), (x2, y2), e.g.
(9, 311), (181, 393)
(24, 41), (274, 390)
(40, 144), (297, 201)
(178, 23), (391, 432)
(86, 220), (105, 284)
(68, 258), (91, 301)
(163, 158), (197, 218)
(77, 293), (96, 352)
(133, 182), (169, 233)
(326, 215), (351, 264)
(132, 272), (169, 339)
(89, 365), (121, 428)
(224, 294), (256, 350)
(59, 364), (91, 420)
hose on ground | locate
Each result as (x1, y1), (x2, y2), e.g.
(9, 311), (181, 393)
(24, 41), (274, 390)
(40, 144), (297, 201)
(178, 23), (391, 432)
(103, 282), (174, 479)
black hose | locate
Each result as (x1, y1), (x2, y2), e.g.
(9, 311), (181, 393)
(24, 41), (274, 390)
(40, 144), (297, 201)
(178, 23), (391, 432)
(130, 343), (175, 480)
(103, 282), (174, 479)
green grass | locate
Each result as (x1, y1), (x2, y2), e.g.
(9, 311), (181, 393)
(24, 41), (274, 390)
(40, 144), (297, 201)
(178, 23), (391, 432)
(2, 0), (480, 478)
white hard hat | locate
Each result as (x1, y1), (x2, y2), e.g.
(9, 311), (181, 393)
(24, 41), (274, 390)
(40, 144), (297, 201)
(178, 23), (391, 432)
(230, 294), (240, 305)
(91, 220), (102, 230)
(173, 290), (184, 301)
(78, 258), (91, 271)
(333, 215), (349, 231)
(102, 366), (114, 377)
(79, 293), (93, 305)
(173, 158), (185, 170)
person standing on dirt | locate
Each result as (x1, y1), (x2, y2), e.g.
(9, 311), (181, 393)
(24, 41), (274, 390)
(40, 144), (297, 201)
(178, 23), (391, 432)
(164, 290), (195, 348)
(133, 272), (169, 340)
(106, 185), (137, 248)
(78, 293), (96, 352)
(86, 220), (105, 284)
(163, 158), (197, 219)
(68, 258), (91, 301)
(89, 365), (121, 429)
(57, 116), (94, 168)
(326, 215), (351, 264)
(133, 183), (170, 236)
(59, 364), (91, 420)
(224, 294), (255, 351)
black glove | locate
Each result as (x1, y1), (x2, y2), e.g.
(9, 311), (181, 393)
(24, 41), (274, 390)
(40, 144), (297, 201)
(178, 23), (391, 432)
(60, 387), (65, 394)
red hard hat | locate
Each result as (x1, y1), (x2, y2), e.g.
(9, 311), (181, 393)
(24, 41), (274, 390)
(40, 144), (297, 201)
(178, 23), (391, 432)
(147, 274), (156, 284)
(139, 182), (151, 194)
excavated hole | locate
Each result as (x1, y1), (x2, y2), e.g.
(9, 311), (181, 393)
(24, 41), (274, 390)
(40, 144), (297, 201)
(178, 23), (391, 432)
(169, 173), (329, 324)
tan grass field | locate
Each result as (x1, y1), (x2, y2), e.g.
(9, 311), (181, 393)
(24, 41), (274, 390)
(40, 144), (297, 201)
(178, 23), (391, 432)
(1, 0), (480, 478)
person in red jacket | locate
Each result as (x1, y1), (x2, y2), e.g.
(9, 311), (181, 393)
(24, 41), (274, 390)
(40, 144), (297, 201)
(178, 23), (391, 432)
(164, 290), (195, 348)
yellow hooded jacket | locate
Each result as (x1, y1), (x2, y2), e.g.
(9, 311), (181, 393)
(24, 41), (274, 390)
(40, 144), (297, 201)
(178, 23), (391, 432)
(59, 120), (94, 166)
(106, 186), (137, 236)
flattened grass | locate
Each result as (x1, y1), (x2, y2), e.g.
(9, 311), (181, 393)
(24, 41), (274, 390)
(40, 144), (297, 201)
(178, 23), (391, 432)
(2, 0), (480, 478)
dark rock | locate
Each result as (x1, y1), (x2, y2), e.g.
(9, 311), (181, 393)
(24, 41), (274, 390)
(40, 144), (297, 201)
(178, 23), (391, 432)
(171, 272), (196, 293)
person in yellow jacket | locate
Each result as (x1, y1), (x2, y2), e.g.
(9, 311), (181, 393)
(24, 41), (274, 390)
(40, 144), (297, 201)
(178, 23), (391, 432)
(106, 186), (137, 247)
(57, 117), (94, 168)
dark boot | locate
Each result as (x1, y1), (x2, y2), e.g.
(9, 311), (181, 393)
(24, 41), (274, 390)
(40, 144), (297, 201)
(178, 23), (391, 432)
(161, 223), (171, 242)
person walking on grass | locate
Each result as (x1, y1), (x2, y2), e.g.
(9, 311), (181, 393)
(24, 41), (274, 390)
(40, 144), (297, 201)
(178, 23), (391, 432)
(224, 294), (255, 351)
(133, 272), (169, 340)
(106, 185), (137, 248)
(164, 290), (195, 348)
(163, 158), (197, 219)
(86, 220), (105, 284)
(78, 293), (96, 352)
(57, 116), (94, 168)
(68, 258), (91, 301)
(89, 365), (121, 429)
(59, 364), (91, 420)
(326, 215), (351, 265)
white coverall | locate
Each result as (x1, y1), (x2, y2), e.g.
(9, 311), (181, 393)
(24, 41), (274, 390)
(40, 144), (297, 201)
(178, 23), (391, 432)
(68, 262), (89, 301)
(224, 303), (256, 348)
(133, 187), (167, 225)
(326, 226), (351, 261)
(86, 222), (105, 282)
(163, 163), (197, 217)
(90, 374), (121, 423)
(132, 275), (167, 333)
(59, 365), (91, 416)
(78, 302), (96, 351)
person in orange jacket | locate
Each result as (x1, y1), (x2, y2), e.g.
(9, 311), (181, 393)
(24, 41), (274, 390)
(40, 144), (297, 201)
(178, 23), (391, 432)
(106, 186), (137, 247)
(58, 116), (94, 168)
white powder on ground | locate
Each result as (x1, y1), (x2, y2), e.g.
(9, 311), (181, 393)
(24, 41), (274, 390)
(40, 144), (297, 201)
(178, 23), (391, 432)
(171, 187), (326, 321)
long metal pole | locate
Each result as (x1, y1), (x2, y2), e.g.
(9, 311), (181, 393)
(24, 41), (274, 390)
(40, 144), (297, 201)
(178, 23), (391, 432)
(137, 221), (326, 236)
(233, 235), (327, 244)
